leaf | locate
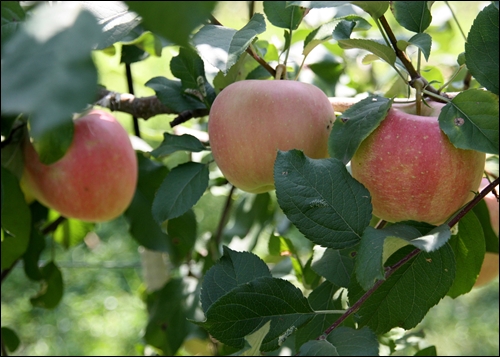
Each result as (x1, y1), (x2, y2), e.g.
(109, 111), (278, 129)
(121, 30), (163, 59)
(338, 39), (396, 67)
(473, 199), (499, 254)
(80, 1), (141, 49)
(275, 150), (372, 249)
(193, 14), (266, 74)
(438, 89), (499, 154)
(390, 1), (432, 33)
(407, 33), (432, 61)
(167, 209), (197, 266)
(125, 153), (172, 252)
(146, 76), (207, 112)
(298, 340), (339, 356)
(1, 327), (20, 353)
(1, 2), (100, 164)
(312, 246), (354, 287)
(264, 1), (305, 30)
(327, 326), (379, 355)
(200, 246), (272, 313)
(1, 167), (31, 270)
(144, 277), (199, 356)
(328, 95), (392, 164)
(150, 133), (206, 159)
(126, 1), (217, 48)
(350, 1), (390, 18)
(415, 345), (437, 356)
(447, 211), (485, 298)
(464, 3), (499, 95)
(30, 261), (64, 309)
(349, 244), (455, 334)
(240, 321), (272, 356)
(152, 162), (209, 224)
(198, 276), (315, 351)
(1, 1), (25, 43)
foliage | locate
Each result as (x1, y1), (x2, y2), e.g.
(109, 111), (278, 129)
(1, 1), (498, 356)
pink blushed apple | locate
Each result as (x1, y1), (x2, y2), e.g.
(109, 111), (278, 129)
(22, 110), (138, 222)
(208, 80), (335, 193)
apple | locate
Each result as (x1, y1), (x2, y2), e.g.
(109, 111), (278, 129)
(474, 177), (499, 287)
(22, 110), (138, 222)
(208, 80), (335, 193)
(351, 102), (486, 225)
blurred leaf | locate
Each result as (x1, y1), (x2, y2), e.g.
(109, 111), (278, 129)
(125, 153), (172, 252)
(30, 261), (63, 309)
(274, 150), (372, 249)
(1, 1), (25, 43)
(167, 209), (197, 265)
(415, 345), (437, 356)
(447, 211), (485, 298)
(328, 95), (391, 164)
(351, 1), (389, 18)
(145, 277), (199, 355)
(152, 162), (209, 224)
(338, 39), (396, 66)
(464, 3), (499, 95)
(390, 1), (432, 33)
(1, 327), (20, 353)
(198, 276), (315, 351)
(146, 76), (207, 112)
(473, 199), (499, 254)
(48, 209), (94, 248)
(170, 47), (216, 105)
(1, 3), (100, 164)
(1, 167), (31, 270)
(326, 326), (378, 355)
(126, 1), (217, 48)
(22, 223), (46, 281)
(264, 1), (305, 30)
(240, 321), (272, 356)
(200, 246), (272, 313)
(151, 133), (206, 159)
(298, 340), (339, 356)
(438, 89), (499, 154)
(312, 246), (354, 287)
(121, 44), (149, 64)
(193, 13), (266, 74)
(80, 1), (141, 49)
(349, 244), (455, 334)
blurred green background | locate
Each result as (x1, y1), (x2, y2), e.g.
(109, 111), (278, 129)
(2, 1), (498, 356)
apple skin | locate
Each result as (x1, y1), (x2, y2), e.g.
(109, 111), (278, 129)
(474, 178), (499, 287)
(208, 80), (335, 193)
(22, 110), (138, 222)
(351, 104), (486, 225)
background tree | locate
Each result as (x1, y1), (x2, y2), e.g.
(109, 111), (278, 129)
(1, 1), (498, 356)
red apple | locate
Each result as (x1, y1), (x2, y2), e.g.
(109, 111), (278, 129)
(474, 177), (499, 287)
(351, 102), (486, 225)
(22, 110), (138, 222)
(208, 80), (335, 193)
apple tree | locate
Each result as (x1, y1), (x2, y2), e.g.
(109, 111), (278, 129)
(1, 1), (498, 355)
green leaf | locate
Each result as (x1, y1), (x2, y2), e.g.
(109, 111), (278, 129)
(274, 150), (372, 249)
(329, 95), (391, 164)
(338, 39), (396, 67)
(1, 327), (20, 353)
(240, 321), (272, 356)
(121, 30), (163, 58)
(80, 1), (141, 49)
(327, 326), (379, 355)
(23, 210), (47, 281)
(438, 89), (499, 154)
(415, 345), (437, 356)
(50, 213), (94, 248)
(390, 1), (432, 33)
(126, 1), (217, 48)
(1, 1), (25, 43)
(1, 3), (100, 164)
(312, 246), (354, 287)
(198, 276), (315, 351)
(144, 277), (199, 356)
(464, 3), (499, 95)
(146, 76), (207, 112)
(1, 167), (31, 270)
(407, 33), (432, 61)
(193, 14), (266, 74)
(473, 199), (499, 254)
(151, 133), (206, 159)
(264, 1), (305, 30)
(125, 153), (172, 252)
(350, 1), (390, 18)
(447, 211), (485, 298)
(200, 246), (272, 313)
(298, 340), (339, 356)
(30, 261), (64, 309)
(152, 162), (209, 224)
(349, 244), (455, 334)
(166, 209), (197, 265)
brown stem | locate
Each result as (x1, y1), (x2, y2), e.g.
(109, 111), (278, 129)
(212, 185), (236, 260)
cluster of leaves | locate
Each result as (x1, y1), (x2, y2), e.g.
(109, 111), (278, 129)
(1, 1), (498, 356)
